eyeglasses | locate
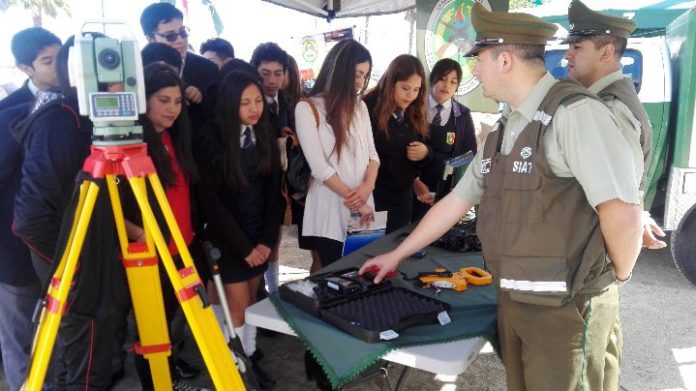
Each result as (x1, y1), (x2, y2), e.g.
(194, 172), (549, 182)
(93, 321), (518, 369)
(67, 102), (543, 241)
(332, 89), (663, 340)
(156, 26), (190, 43)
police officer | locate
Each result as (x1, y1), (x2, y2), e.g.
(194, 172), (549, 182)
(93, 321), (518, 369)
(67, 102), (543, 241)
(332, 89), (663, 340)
(361, 4), (642, 390)
(564, 0), (666, 249)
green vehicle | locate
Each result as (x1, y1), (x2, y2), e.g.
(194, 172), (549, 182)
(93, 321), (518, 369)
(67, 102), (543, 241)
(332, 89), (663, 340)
(543, 7), (696, 286)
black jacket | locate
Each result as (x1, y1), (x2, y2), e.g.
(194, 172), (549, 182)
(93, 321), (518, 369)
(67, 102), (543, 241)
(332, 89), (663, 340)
(268, 91), (295, 138)
(364, 94), (432, 190)
(0, 102), (36, 286)
(182, 52), (218, 131)
(420, 99), (477, 189)
(12, 96), (93, 261)
(0, 80), (34, 112)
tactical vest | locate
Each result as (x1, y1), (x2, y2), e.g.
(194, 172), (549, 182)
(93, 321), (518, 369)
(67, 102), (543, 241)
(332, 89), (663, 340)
(477, 80), (613, 307)
(599, 77), (653, 190)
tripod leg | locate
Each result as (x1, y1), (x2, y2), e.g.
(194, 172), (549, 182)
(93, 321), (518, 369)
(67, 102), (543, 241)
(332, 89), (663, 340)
(106, 175), (173, 390)
(23, 180), (100, 391)
(129, 174), (245, 390)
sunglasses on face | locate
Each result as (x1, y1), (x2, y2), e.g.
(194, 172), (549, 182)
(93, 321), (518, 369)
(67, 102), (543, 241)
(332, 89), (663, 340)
(156, 26), (190, 43)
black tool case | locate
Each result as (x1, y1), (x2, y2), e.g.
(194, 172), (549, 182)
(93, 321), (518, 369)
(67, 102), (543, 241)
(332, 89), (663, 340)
(279, 268), (451, 343)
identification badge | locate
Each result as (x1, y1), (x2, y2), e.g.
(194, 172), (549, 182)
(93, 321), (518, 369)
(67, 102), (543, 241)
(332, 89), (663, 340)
(480, 158), (492, 174)
(446, 131), (456, 145)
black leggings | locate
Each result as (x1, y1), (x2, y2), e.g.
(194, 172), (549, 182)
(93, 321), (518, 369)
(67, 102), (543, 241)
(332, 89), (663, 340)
(374, 185), (414, 234)
(311, 236), (344, 268)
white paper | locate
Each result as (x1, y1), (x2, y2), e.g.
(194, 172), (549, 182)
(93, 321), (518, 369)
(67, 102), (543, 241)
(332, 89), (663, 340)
(347, 210), (388, 233)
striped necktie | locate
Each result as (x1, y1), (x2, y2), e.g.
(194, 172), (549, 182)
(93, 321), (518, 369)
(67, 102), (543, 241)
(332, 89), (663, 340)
(243, 127), (254, 149)
(394, 108), (405, 124)
(432, 104), (444, 126)
(269, 100), (278, 116)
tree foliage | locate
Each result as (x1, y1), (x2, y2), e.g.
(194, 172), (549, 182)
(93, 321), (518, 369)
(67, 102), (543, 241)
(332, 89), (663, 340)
(0, 0), (72, 26)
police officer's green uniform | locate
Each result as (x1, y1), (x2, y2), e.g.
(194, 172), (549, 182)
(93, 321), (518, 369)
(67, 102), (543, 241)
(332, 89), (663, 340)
(455, 4), (640, 390)
(563, 2), (654, 387)
(565, 0), (653, 192)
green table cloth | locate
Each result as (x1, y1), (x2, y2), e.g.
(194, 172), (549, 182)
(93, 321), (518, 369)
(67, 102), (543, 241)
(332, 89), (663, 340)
(270, 228), (498, 388)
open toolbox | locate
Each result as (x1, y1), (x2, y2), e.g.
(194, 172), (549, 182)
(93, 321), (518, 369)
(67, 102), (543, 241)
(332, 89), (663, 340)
(279, 268), (452, 343)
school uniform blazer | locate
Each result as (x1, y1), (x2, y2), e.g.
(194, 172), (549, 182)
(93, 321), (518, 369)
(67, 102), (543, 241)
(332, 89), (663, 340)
(0, 80), (34, 112)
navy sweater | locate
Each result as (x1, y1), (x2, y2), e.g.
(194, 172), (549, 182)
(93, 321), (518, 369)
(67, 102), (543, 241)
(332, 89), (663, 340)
(12, 96), (92, 261)
(0, 102), (35, 286)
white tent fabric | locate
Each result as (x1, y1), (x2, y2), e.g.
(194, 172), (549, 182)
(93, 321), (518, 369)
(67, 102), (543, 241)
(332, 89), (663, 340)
(262, 0), (415, 19)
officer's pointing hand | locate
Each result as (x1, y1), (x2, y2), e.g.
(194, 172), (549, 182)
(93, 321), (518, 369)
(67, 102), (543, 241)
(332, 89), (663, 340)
(359, 252), (401, 284)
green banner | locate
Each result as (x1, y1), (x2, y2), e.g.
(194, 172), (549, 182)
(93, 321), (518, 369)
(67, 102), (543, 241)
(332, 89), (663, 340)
(416, 0), (509, 113)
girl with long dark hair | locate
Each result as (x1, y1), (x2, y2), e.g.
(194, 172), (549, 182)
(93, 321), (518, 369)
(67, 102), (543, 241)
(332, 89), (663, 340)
(124, 62), (203, 390)
(295, 39), (380, 269)
(194, 70), (282, 387)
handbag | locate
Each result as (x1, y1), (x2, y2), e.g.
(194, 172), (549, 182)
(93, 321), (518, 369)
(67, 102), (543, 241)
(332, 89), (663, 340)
(286, 98), (320, 201)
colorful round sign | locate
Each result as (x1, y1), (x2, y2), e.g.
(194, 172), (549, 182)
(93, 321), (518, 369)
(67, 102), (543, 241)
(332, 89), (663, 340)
(301, 36), (319, 64)
(425, 0), (492, 95)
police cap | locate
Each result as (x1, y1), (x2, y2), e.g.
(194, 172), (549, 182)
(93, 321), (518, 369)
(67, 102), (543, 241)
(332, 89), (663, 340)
(564, 0), (636, 43)
(465, 3), (558, 57)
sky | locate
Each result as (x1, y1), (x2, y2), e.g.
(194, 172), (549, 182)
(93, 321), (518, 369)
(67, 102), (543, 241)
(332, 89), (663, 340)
(0, 0), (413, 88)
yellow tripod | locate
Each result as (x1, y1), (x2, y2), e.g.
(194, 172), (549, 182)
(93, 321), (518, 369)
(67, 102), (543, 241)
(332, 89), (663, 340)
(22, 143), (246, 390)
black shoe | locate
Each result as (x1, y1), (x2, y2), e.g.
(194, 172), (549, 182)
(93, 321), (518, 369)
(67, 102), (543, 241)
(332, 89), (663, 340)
(258, 328), (280, 338)
(251, 361), (276, 389)
(249, 349), (264, 362)
(304, 350), (334, 390)
(107, 368), (125, 389)
(173, 358), (201, 380)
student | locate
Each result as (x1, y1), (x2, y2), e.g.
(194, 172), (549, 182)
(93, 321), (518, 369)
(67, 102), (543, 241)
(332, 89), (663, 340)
(123, 62), (205, 391)
(282, 54), (303, 110)
(250, 42), (294, 295)
(362, 4), (642, 390)
(200, 37), (235, 69)
(0, 27), (61, 112)
(295, 39), (379, 268)
(195, 71), (282, 389)
(363, 54), (431, 233)
(12, 33), (130, 391)
(563, 0), (665, 250)
(141, 42), (183, 71)
(281, 53), (319, 269)
(0, 26), (61, 391)
(140, 2), (218, 130)
(412, 58), (477, 220)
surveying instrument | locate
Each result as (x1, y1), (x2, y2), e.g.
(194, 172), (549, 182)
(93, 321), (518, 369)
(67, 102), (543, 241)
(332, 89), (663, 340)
(22, 23), (245, 390)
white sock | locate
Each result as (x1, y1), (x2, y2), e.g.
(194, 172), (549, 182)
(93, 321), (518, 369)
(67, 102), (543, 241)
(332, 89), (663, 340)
(234, 325), (247, 350)
(212, 304), (230, 341)
(242, 324), (257, 357)
(265, 261), (280, 294)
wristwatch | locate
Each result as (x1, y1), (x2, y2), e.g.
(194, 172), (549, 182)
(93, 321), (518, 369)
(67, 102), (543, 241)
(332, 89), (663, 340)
(614, 271), (632, 286)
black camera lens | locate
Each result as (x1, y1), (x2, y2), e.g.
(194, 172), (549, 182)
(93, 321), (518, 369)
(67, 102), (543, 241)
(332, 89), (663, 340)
(98, 48), (121, 70)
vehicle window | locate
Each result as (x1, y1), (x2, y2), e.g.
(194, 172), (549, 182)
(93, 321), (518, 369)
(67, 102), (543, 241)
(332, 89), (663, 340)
(544, 49), (643, 92)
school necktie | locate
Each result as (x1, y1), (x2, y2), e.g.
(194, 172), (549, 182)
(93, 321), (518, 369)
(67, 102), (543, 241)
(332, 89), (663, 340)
(394, 108), (405, 124)
(243, 127), (254, 149)
(269, 100), (278, 116)
(432, 104), (444, 126)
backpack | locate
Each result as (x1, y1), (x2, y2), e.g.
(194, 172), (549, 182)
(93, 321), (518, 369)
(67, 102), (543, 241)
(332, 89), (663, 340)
(286, 98), (320, 201)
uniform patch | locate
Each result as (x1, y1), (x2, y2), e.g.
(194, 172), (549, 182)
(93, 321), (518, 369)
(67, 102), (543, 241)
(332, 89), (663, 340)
(533, 110), (552, 125)
(512, 161), (533, 173)
(520, 146), (532, 159)
(481, 158), (492, 174)
(446, 132), (456, 145)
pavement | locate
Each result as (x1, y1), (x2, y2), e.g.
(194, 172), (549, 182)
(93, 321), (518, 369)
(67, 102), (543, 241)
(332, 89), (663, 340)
(1, 225), (694, 390)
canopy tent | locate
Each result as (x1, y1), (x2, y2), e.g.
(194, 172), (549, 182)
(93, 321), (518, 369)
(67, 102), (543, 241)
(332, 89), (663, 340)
(261, 0), (415, 20)
(520, 0), (696, 35)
